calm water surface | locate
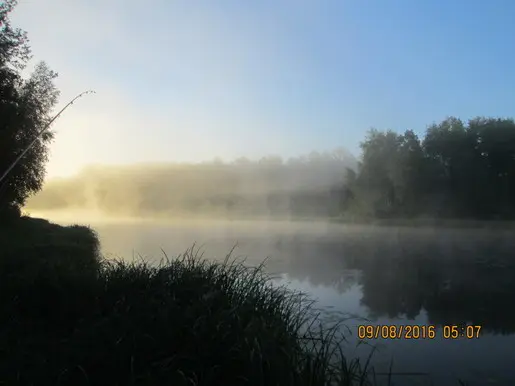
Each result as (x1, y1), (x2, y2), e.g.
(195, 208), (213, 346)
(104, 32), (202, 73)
(55, 217), (515, 385)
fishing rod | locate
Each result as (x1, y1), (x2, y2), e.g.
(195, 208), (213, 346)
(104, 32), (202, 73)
(0, 90), (96, 186)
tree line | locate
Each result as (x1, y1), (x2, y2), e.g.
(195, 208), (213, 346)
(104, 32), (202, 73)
(25, 153), (355, 218)
(25, 115), (515, 222)
(345, 117), (515, 220)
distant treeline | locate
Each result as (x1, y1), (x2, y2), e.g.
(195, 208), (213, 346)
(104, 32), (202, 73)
(26, 149), (357, 218)
(344, 116), (515, 220)
(26, 116), (515, 220)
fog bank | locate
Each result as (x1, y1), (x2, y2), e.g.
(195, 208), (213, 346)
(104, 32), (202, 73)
(26, 149), (357, 219)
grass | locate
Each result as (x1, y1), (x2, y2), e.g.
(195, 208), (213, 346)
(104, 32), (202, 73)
(0, 216), (386, 386)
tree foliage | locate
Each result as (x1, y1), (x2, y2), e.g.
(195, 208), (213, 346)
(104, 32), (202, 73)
(0, 0), (60, 219)
(345, 117), (515, 220)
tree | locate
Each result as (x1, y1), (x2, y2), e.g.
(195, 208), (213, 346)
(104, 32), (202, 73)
(342, 116), (515, 220)
(394, 130), (425, 216)
(0, 0), (60, 219)
(0, 0), (31, 69)
(467, 117), (515, 218)
(421, 116), (515, 218)
(348, 129), (406, 217)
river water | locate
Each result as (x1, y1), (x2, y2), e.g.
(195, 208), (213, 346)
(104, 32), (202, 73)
(45, 215), (515, 386)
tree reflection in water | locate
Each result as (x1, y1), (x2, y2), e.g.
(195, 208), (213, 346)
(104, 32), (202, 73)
(273, 227), (515, 335)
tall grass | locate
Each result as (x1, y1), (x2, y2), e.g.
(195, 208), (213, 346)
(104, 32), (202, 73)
(0, 218), (382, 386)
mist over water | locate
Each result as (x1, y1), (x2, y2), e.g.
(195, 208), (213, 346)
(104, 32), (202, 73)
(35, 208), (515, 386)
(26, 150), (357, 220)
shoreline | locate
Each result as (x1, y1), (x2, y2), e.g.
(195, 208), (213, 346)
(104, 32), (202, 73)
(23, 209), (515, 230)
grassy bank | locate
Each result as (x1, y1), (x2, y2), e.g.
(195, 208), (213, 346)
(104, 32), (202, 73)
(0, 216), (379, 386)
(0, 216), (101, 285)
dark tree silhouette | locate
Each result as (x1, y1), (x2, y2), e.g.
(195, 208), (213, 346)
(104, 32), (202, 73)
(0, 0), (60, 219)
(344, 117), (515, 220)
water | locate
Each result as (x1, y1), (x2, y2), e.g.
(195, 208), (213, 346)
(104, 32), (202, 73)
(48, 216), (515, 385)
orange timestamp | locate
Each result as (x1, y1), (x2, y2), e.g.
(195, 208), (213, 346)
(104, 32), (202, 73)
(358, 324), (482, 340)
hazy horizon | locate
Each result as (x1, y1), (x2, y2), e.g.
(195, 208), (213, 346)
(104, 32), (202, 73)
(10, 0), (515, 179)
(25, 147), (358, 219)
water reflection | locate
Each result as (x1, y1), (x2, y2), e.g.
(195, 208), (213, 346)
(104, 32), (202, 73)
(265, 228), (515, 385)
(272, 229), (515, 335)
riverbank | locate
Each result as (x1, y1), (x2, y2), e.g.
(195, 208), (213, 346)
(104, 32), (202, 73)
(0, 216), (377, 386)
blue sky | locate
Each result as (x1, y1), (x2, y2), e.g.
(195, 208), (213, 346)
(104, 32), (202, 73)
(11, 0), (515, 177)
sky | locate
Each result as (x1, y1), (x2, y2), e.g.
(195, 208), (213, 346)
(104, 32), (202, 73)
(10, 0), (515, 178)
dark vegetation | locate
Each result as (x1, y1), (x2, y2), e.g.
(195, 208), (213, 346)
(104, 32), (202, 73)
(343, 120), (515, 220)
(0, 0), (59, 221)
